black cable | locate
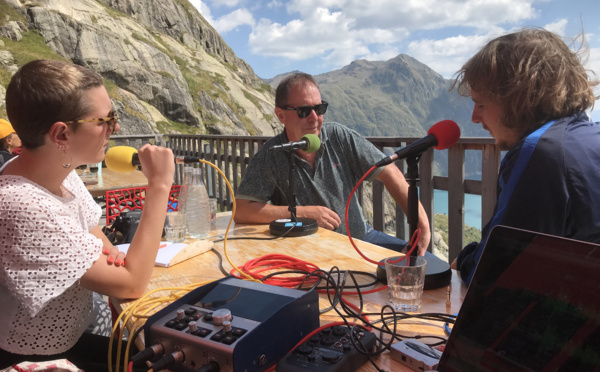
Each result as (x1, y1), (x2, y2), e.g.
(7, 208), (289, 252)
(210, 247), (230, 277)
(315, 266), (454, 369)
(129, 342), (164, 365)
(314, 270), (379, 290)
(151, 351), (184, 371)
(195, 360), (219, 372)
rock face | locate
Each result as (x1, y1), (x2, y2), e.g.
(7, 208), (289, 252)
(0, 0), (281, 136)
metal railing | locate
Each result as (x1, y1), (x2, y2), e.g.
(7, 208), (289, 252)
(109, 134), (500, 263)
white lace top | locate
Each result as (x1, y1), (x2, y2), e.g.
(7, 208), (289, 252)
(0, 159), (103, 355)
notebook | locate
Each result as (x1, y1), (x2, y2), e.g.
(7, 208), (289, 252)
(116, 239), (213, 267)
(437, 225), (600, 371)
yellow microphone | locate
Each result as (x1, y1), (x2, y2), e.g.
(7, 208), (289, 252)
(105, 146), (139, 173)
(105, 146), (205, 173)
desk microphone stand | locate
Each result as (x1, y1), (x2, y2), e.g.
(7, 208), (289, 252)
(377, 154), (452, 289)
(269, 150), (319, 237)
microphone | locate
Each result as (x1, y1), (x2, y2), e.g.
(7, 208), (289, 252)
(375, 120), (461, 167)
(104, 146), (202, 173)
(268, 133), (321, 153)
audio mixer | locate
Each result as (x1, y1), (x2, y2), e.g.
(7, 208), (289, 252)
(143, 277), (320, 372)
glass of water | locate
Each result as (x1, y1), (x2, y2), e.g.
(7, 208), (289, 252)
(164, 211), (186, 243)
(385, 256), (427, 312)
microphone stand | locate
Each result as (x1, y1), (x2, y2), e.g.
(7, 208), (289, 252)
(269, 150), (319, 237)
(376, 153), (452, 289)
(406, 155), (421, 255)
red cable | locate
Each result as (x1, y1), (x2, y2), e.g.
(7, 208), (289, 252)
(230, 254), (322, 288)
(344, 165), (421, 266)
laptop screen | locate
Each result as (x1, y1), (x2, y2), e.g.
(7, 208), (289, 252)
(438, 225), (600, 371)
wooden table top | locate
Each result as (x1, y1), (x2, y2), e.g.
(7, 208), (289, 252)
(85, 168), (148, 197)
(112, 213), (468, 371)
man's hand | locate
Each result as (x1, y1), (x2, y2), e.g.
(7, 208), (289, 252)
(450, 257), (458, 270)
(298, 205), (341, 230)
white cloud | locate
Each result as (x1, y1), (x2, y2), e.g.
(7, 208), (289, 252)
(406, 32), (498, 78)
(206, 0), (242, 7)
(544, 18), (568, 36)
(189, 0), (215, 25)
(192, 0), (600, 81)
(267, 0), (284, 9)
(286, 0), (539, 31)
(212, 8), (255, 33)
(245, 0), (544, 72)
(249, 8), (355, 60)
(588, 47), (600, 78)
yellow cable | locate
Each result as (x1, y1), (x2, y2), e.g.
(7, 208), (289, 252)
(109, 159), (261, 371)
(110, 283), (213, 372)
(198, 159), (257, 282)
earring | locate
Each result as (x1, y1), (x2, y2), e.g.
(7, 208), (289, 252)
(58, 144), (72, 169)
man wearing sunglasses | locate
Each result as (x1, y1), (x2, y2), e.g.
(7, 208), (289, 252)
(234, 73), (430, 254)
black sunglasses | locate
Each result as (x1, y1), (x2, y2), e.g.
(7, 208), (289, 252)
(281, 100), (328, 118)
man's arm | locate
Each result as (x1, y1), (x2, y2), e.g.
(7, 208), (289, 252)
(375, 164), (431, 255)
(234, 199), (342, 230)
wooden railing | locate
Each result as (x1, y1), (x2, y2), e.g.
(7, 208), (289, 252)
(108, 134), (500, 263)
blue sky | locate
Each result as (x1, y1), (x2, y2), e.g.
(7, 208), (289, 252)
(191, 0), (600, 119)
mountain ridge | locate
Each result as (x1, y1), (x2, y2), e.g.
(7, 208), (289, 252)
(0, 0), (488, 145)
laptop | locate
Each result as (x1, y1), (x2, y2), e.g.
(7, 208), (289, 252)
(436, 225), (600, 372)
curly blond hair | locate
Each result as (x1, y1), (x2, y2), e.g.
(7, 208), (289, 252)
(452, 28), (598, 132)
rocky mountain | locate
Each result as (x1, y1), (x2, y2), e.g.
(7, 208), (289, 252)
(267, 57), (489, 178)
(0, 0), (487, 147)
(0, 0), (280, 136)
(268, 56), (487, 139)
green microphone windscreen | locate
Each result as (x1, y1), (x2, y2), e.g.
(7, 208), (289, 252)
(302, 133), (321, 153)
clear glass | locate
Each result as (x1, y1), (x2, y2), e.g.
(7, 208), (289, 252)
(76, 164), (99, 185)
(385, 256), (427, 312)
(165, 211), (186, 243)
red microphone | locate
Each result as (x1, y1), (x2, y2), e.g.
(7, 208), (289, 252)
(376, 120), (461, 167)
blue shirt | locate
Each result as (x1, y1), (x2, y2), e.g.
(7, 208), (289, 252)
(457, 112), (600, 285)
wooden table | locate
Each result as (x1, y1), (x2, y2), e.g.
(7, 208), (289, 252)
(112, 213), (467, 371)
(85, 168), (148, 197)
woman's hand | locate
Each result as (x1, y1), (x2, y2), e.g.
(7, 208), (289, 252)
(102, 245), (126, 267)
(137, 144), (175, 189)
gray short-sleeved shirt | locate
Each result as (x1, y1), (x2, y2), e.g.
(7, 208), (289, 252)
(236, 122), (385, 238)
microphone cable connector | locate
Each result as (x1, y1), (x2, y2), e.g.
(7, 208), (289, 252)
(129, 343), (164, 365)
(195, 360), (220, 372)
(150, 350), (184, 371)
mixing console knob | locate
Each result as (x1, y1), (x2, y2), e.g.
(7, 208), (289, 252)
(223, 320), (232, 332)
(176, 309), (186, 320)
(212, 309), (232, 325)
(189, 321), (198, 333)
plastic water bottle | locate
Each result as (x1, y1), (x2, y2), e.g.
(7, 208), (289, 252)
(179, 166), (210, 239)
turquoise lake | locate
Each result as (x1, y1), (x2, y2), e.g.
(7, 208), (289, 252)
(433, 189), (482, 230)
